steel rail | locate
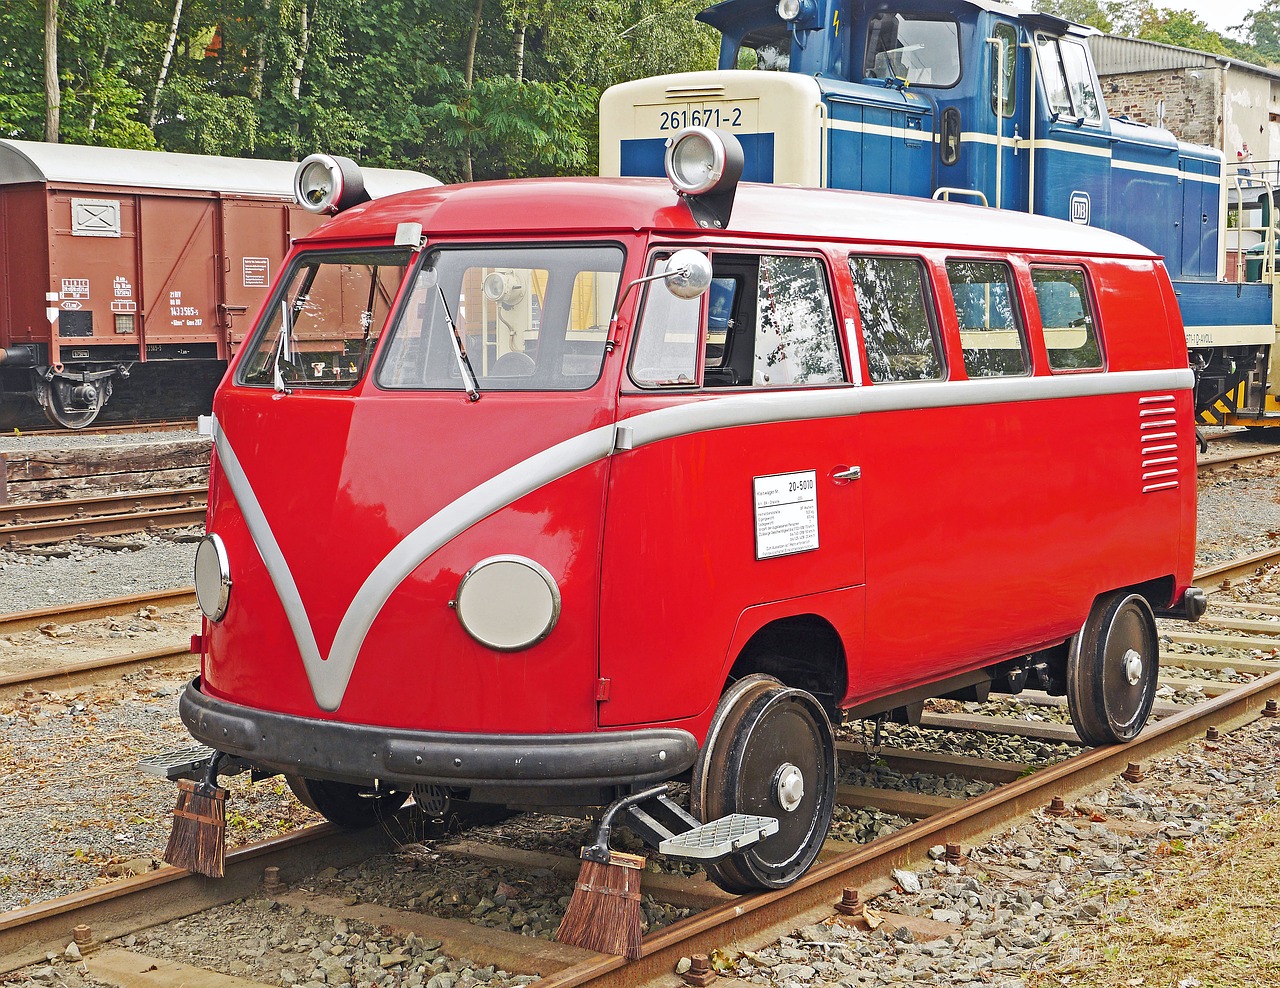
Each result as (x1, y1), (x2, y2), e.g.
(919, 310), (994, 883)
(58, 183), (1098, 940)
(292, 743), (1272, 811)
(0, 503), (206, 546)
(0, 645), (194, 694)
(0, 588), (197, 636)
(1196, 447), (1280, 474)
(9, 420), (200, 439)
(0, 487), (207, 528)
(535, 670), (1280, 988)
(1194, 546), (1280, 589)
(0, 823), (402, 974)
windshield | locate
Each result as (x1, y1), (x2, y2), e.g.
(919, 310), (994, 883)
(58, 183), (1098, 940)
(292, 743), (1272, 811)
(238, 248), (412, 389)
(377, 244), (624, 392)
(864, 13), (961, 87)
(737, 26), (793, 71)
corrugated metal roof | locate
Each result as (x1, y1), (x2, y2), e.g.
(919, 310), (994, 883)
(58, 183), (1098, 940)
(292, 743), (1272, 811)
(0, 139), (440, 199)
(1090, 33), (1280, 83)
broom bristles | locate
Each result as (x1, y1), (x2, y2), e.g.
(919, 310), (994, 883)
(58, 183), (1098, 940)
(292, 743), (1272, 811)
(555, 850), (645, 960)
(163, 778), (228, 878)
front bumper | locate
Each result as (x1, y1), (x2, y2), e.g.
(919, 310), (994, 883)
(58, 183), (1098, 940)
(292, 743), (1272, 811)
(179, 678), (698, 789)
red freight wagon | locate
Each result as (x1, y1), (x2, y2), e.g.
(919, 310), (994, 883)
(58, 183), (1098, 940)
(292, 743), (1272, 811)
(167, 133), (1205, 898)
(0, 140), (436, 427)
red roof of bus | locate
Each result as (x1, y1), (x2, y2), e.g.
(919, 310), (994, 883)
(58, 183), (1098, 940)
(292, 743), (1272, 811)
(304, 176), (1160, 260)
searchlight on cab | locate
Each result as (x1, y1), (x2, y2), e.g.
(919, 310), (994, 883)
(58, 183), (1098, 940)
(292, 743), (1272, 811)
(663, 126), (744, 230)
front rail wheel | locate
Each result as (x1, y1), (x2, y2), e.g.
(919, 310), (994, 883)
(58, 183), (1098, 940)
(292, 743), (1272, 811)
(285, 776), (407, 828)
(692, 677), (836, 893)
(1066, 591), (1159, 746)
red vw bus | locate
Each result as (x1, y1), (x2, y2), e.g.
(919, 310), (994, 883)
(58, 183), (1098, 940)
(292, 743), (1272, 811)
(175, 132), (1202, 893)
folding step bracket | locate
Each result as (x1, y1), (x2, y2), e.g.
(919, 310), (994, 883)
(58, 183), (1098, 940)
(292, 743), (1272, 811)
(136, 743), (252, 782)
(625, 792), (778, 862)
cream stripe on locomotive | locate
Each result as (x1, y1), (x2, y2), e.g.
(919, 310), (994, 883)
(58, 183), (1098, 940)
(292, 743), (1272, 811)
(214, 366), (1193, 711)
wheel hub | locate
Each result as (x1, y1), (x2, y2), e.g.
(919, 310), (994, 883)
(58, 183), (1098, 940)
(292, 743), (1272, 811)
(1123, 647), (1143, 685)
(773, 762), (805, 813)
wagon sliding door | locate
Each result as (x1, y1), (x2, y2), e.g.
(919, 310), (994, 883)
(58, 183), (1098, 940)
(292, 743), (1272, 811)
(218, 201), (327, 352)
(138, 196), (219, 362)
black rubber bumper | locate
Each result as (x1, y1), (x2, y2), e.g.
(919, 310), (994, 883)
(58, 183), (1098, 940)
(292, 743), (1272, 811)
(179, 678), (698, 789)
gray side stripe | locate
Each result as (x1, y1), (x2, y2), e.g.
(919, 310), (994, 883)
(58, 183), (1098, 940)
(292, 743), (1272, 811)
(624, 368), (1194, 450)
(217, 366), (1191, 711)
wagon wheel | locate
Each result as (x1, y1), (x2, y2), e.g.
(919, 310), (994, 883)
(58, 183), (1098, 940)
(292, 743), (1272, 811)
(38, 378), (106, 429)
(691, 675), (836, 893)
(285, 776), (408, 829)
(1066, 592), (1159, 746)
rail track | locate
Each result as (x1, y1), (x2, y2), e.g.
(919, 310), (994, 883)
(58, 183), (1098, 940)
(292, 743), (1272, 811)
(9, 420), (200, 440)
(0, 488), (206, 546)
(1196, 445), (1280, 475)
(2, 560), (1279, 986)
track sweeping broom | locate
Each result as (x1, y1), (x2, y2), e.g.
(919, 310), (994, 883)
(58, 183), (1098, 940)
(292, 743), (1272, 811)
(163, 753), (228, 878)
(556, 786), (668, 959)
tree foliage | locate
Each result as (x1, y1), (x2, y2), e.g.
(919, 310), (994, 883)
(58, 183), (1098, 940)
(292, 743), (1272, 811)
(0, 0), (720, 177)
(1035, 1), (1271, 63)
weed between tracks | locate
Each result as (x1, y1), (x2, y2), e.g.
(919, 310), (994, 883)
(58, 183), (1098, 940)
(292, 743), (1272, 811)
(1031, 807), (1280, 988)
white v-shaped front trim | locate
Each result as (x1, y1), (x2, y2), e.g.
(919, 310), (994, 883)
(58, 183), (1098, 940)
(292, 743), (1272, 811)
(213, 419), (617, 710)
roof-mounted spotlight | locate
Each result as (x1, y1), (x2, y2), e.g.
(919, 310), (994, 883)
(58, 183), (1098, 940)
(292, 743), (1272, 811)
(777, 0), (820, 29)
(294, 153), (371, 214)
(664, 127), (745, 230)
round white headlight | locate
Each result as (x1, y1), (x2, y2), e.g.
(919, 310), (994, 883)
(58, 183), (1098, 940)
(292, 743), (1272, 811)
(194, 534), (232, 622)
(454, 556), (561, 651)
(777, 0), (802, 20)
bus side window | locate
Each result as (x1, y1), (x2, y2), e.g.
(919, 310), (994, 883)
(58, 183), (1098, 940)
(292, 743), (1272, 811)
(945, 259), (1029, 378)
(753, 255), (844, 386)
(1030, 266), (1104, 371)
(848, 254), (945, 383)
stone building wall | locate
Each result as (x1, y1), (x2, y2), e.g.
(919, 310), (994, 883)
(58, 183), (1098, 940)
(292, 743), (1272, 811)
(1098, 67), (1223, 148)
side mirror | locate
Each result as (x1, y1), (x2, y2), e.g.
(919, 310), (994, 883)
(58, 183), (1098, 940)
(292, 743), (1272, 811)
(664, 249), (713, 299)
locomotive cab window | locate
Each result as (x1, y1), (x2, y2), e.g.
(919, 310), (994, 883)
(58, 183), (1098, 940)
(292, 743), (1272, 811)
(734, 27), (793, 71)
(864, 13), (961, 87)
(378, 244), (623, 392)
(239, 248), (412, 389)
(945, 259), (1029, 378)
(1030, 266), (1104, 371)
(849, 254), (944, 383)
(1036, 35), (1100, 122)
(990, 23), (1017, 117)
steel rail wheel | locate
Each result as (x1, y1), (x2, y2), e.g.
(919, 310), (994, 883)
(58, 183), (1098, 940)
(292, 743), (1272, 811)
(286, 776), (408, 828)
(692, 675), (836, 892)
(1066, 591), (1159, 746)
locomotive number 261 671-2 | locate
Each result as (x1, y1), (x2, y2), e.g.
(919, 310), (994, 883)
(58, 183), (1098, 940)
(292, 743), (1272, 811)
(659, 106), (744, 131)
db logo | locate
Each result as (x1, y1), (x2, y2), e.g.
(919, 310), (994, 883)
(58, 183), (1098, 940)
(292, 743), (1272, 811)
(60, 300), (84, 310)
(1070, 191), (1091, 225)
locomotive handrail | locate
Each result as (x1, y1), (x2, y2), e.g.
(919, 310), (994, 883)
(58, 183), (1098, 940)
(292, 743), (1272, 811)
(1226, 163), (1278, 284)
(932, 187), (988, 206)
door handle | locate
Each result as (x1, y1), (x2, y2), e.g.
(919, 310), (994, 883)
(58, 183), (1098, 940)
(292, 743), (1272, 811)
(832, 466), (861, 481)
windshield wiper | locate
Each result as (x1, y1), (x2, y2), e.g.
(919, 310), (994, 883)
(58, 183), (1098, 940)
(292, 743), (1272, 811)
(273, 299), (295, 395)
(429, 273), (480, 402)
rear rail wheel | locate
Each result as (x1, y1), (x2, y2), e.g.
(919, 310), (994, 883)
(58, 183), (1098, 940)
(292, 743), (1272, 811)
(1066, 591), (1159, 746)
(692, 674), (836, 893)
(285, 776), (407, 829)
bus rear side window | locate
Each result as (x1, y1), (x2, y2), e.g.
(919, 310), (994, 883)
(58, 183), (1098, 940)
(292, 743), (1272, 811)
(946, 259), (1028, 378)
(849, 255), (944, 383)
(1031, 267), (1103, 371)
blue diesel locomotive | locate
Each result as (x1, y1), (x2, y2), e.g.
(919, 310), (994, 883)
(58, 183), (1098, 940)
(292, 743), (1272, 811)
(600, 0), (1279, 428)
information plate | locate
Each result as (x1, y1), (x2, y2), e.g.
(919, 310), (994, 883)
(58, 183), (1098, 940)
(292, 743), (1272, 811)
(753, 470), (818, 560)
